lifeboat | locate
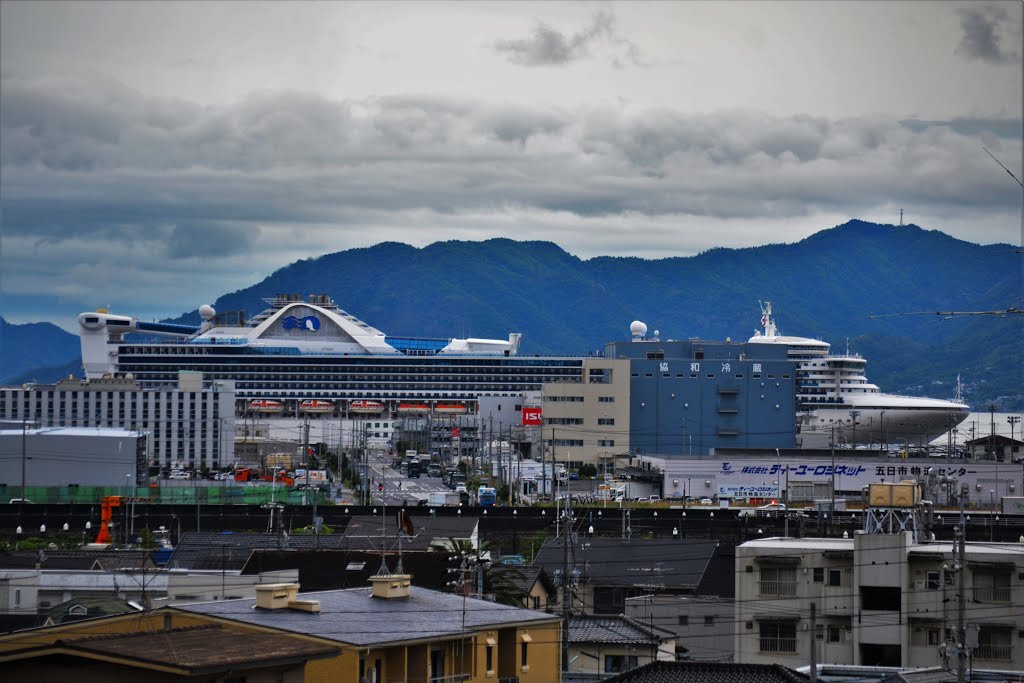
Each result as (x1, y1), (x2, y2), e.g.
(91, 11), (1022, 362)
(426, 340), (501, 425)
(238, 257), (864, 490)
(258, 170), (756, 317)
(299, 399), (334, 413)
(397, 402), (430, 414)
(349, 400), (386, 414)
(434, 403), (468, 415)
(249, 399), (285, 414)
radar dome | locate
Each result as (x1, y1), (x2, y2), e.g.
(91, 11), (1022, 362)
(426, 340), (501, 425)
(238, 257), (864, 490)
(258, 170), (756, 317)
(629, 321), (648, 337)
(198, 305), (216, 320)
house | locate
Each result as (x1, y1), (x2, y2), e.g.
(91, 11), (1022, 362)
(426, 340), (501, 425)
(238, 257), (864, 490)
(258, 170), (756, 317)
(600, 660), (810, 682)
(624, 594), (735, 662)
(533, 537), (719, 615)
(566, 614), (678, 677)
(488, 564), (557, 611)
(964, 434), (1023, 463)
(0, 620), (339, 681)
(0, 575), (562, 682)
(735, 530), (1024, 670)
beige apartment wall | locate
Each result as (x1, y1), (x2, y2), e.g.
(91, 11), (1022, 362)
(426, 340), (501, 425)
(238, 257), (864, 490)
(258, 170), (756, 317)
(542, 359), (630, 469)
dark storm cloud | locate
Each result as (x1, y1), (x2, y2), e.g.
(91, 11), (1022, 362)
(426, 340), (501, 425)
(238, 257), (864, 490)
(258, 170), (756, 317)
(956, 5), (1020, 64)
(494, 12), (622, 66)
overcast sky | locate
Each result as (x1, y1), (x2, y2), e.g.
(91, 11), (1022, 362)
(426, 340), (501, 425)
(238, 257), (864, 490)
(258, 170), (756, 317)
(1, 1), (1021, 330)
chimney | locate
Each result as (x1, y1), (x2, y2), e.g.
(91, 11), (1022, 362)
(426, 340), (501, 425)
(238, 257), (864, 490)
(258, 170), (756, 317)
(369, 574), (412, 599)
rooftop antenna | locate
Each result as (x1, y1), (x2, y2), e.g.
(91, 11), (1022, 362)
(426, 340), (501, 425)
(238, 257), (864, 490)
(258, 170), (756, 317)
(899, 208), (903, 226)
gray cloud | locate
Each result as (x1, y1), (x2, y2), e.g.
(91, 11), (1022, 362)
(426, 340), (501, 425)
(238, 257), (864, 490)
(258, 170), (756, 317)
(494, 12), (630, 67)
(1, 74), (1021, 325)
(956, 5), (1020, 64)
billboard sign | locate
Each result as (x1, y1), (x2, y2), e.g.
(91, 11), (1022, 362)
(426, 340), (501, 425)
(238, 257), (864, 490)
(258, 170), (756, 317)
(522, 407), (542, 426)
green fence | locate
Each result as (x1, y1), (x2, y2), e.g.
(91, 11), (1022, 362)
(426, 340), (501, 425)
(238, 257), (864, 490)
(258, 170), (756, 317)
(0, 485), (327, 506)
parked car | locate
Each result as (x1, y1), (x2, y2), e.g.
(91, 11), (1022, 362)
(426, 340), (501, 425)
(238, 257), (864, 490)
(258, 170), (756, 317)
(756, 503), (787, 517)
(698, 497), (714, 505)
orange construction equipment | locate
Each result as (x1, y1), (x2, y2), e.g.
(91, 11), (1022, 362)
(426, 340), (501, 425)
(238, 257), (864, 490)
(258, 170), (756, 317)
(95, 495), (123, 544)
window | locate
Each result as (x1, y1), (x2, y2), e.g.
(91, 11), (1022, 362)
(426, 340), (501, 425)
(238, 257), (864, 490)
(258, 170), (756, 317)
(976, 628), (1012, 661)
(533, 596), (540, 609)
(521, 641), (529, 667)
(678, 615), (689, 626)
(828, 569), (841, 587)
(598, 396), (615, 403)
(597, 418), (615, 425)
(14, 589), (21, 608)
(759, 622), (797, 653)
(759, 566), (797, 596)
(597, 439), (615, 447)
(604, 655), (638, 673)
(973, 571), (1011, 603)
(926, 571), (940, 590)
(813, 567), (824, 583)
(704, 615), (715, 627)
(827, 625), (842, 643)
(485, 645), (494, 672)
(815, 624), (824, 640)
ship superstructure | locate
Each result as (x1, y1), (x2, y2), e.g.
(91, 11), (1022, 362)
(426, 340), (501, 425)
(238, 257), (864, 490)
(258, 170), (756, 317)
(747, 302), (969, 447)
(79, 294), (580, 416)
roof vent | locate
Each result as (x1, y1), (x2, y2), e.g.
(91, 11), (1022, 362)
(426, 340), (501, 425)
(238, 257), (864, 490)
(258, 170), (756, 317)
(369, 574), (412, 599)
(254, 583), (321, 612)
(255, 583), (298, 609)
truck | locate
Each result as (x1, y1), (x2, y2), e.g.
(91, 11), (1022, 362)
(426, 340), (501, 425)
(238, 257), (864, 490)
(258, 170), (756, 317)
(407, 460), (422, 478)
(478, 486), (497, 506)
(428, 491), (462, 506)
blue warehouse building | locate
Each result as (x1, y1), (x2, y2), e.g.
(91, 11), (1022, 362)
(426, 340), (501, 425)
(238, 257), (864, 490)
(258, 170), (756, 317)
(605, 329), (797, 456)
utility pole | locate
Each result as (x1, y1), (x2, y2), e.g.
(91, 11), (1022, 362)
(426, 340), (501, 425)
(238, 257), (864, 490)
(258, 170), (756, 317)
(303, 418), (311, 506)
(21, 418), (28, 498)
(561, 488), (572, 673)
(809, 602), (817, 682)
(956, 526), (966, 682)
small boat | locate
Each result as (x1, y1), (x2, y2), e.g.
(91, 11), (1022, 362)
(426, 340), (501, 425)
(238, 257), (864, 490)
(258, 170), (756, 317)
(299, 399), (334, 413)
(249, 399), (284, 414)
(398, 402), (430, 414)
(434, 403), (468, 414)
(350, 399), (386, 414)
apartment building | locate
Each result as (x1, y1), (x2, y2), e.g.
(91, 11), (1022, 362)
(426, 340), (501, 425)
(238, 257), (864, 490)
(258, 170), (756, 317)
(735, 530), (1023, 670)
(541, 358), (629, 472)
(0, 372), (235, 469)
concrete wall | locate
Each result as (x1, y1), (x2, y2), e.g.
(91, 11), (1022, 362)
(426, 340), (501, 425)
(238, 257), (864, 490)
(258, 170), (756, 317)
(0, 429), (144, 487)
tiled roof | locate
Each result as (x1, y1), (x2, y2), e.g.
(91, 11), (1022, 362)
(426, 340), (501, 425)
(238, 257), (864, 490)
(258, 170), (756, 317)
(178, 584), (560, 647)
(601, 661), (810, 683)
(56, 625), (339, 673)
(240, 549), (455, 591)
(39, 596), (139, 624)
(0, 550), (156, 571)
(568, 615), (676, 646)
(534, 537), (718, 589)
(168, 516), (478, 569)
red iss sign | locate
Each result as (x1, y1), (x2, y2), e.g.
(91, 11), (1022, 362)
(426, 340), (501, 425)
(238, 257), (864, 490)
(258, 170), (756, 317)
(522, 407), (543, 426)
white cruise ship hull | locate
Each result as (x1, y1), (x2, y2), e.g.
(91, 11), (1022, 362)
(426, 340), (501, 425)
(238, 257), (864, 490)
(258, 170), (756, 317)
(797, 395), (970, 448)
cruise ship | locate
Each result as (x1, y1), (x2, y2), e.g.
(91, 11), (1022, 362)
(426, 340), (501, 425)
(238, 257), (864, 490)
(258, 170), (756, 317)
(747, 302), (969, 448)
(79, 294), (585, 417)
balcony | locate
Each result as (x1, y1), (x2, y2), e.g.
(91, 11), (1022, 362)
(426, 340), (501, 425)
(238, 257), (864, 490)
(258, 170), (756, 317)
(759, 580), (797, 597)
(759, 636), (797, 653)
(975, 644), (1012, 661)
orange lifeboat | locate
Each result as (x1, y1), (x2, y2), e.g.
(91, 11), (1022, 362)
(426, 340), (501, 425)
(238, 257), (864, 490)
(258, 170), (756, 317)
(350, 400), (386, 414)
(299, 399), (334, 413)
(249, 399), (285, 414)
(397, 402), (430, 414)
(434, 403), (468, 415)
